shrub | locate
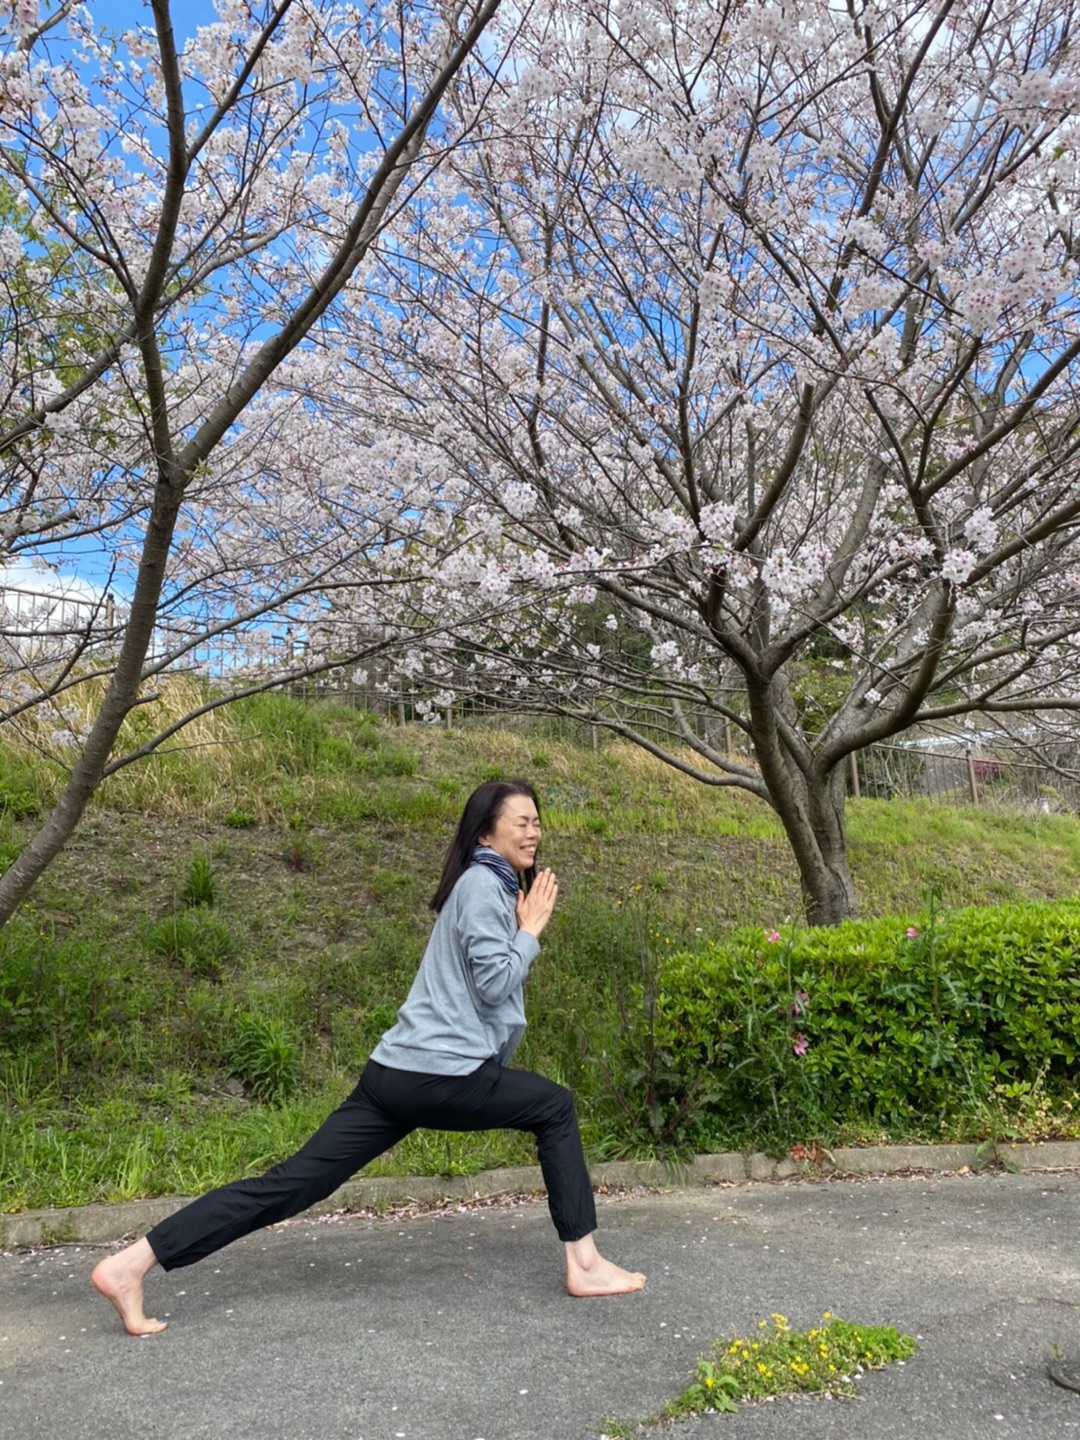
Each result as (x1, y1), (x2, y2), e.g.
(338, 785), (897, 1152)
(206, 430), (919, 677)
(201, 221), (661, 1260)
(642, 897), (1080, 1148)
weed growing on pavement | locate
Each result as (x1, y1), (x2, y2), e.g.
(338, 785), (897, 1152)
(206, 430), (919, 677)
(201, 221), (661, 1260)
(600, 1313), (917, 1434)
(669, 1313), (917, 1414)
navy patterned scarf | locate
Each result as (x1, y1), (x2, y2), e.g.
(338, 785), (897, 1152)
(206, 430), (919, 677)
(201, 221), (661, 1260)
(470, 845), (520, 899)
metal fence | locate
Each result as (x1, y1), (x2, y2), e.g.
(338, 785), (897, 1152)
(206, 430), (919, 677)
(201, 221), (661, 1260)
(850, 741), (1080, 814)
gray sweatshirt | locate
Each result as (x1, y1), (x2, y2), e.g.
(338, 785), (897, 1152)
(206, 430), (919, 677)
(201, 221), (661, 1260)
(370, 865), (540, 1075)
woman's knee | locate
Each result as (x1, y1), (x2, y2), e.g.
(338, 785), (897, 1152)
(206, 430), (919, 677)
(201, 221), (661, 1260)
(535, 1078), (578, 1129)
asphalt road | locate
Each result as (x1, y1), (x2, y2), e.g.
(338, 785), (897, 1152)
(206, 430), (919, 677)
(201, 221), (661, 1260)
(3, 1170), (1080, 1440)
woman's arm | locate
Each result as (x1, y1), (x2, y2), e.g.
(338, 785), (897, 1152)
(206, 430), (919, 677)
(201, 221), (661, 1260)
(458, 869), (552, 1004)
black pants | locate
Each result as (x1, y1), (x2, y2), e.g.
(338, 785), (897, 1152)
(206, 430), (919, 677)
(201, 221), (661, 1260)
(147, 1058), (598, 1269)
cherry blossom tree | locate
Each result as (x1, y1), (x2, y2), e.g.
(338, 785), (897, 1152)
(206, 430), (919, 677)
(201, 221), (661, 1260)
(0, 0), (508, 924)
(343, 0), (1080, 924)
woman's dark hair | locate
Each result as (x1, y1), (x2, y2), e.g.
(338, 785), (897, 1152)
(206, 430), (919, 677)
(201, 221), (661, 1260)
(430, 779), (540, 912)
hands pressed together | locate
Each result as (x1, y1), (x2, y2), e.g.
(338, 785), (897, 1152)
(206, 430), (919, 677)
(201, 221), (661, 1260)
(516, 867), (558, 939)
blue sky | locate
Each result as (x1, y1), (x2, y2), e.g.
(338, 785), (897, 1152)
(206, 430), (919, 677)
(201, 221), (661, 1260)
(100, 0), (220, 37)
(15, 1), (283, 602)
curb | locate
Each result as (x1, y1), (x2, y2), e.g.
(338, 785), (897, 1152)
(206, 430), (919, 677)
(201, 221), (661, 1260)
(5, 1139), (1080, 1251)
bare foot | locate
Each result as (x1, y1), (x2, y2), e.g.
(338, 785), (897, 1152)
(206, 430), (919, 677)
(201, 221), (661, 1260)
(91, 1238), (167, 1336)
(565, 1236), (646, 1297)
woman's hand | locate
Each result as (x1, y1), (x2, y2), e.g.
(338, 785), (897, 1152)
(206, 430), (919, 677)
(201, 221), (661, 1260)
(516, 867), (558, 939)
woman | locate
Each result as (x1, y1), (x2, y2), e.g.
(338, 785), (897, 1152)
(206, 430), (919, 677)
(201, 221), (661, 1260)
(92, 779), (645, 1334)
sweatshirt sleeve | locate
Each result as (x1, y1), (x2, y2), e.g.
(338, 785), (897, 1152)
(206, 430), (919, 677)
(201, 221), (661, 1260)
(457, 871), (540, 1005)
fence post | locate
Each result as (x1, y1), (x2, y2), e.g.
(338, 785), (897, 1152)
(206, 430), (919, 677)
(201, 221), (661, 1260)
(966, 749), (980, 805)
(849, 751), (861, 800)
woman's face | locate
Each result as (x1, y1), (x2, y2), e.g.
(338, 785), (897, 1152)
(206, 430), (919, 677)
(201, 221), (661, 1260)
(480, 793), (542, 874)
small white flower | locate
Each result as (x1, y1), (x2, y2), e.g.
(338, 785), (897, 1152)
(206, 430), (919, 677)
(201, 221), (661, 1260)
(941, 549), (976, 586)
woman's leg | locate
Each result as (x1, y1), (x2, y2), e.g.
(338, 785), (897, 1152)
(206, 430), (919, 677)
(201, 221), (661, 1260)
(368, 1058), (646, 1296)
(92, 1066), (411, 1334)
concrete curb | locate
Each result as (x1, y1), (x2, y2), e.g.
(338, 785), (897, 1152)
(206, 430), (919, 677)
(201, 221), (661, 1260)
(6, 1139), (1080, 1251)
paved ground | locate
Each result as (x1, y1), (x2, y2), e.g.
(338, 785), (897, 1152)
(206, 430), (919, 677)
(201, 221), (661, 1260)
(3, 1170), (1080, 1440)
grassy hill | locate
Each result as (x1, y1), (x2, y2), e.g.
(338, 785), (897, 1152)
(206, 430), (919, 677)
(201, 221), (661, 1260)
(2, 687), (1079, 1211)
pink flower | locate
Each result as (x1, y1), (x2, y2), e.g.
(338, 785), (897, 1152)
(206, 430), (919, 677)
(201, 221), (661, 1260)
(793, 1033), (809, 1056)
(906, 926), (919, 939)
(790, 990), (809, 1016)
(766, 929), (781, 943)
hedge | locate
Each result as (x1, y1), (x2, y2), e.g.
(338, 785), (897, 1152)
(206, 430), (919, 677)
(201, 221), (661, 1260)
(611, 897), (1080, 1151)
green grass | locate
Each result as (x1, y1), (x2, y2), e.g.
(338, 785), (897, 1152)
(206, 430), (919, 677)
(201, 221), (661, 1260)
(2, 693), (1080, 1212)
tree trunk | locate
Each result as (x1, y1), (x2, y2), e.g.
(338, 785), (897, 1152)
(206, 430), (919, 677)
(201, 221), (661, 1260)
(0, 485), (182, 925)
(772, 760), (858, 926)
(745, 678), (858, 926)
(795, 764), (858, 925)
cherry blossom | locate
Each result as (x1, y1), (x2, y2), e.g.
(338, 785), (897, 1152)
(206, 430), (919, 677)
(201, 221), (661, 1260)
(337, 0), (1080, 924)
(0, 0), (505, 923)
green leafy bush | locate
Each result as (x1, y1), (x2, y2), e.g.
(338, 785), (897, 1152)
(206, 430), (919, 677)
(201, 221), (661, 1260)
(226, 1011), (302, 1105)
(642, 897), (1080, 1148)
